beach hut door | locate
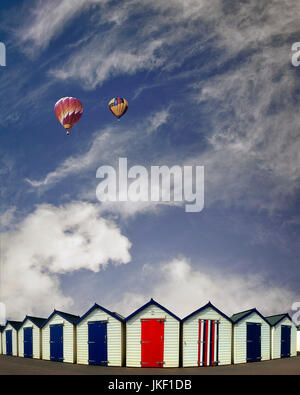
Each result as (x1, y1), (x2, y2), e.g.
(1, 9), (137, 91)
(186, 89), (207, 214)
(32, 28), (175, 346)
(198, 320), (219, 366)
(50, 324), (63, 362)
(6, 330), (12, 355)
(141, 319), (164, 367)
(24, 327), (33, 358)
(88, 321), (108, 366)
(281, 325), (291, 358)
(246, 322), (261, 362)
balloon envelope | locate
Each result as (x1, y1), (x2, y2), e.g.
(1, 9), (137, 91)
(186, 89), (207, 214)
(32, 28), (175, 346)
(54, 97), (83, 132)
(108, 97), (128, 119)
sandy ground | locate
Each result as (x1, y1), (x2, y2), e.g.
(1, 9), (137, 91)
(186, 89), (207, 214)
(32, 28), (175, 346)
(0, 354), (299, 375)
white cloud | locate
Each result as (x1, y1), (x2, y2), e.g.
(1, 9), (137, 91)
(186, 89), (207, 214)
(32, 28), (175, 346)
(0, 207), (16, 230)
(113, 257), (298, 318)
(1, 201), (131, 319)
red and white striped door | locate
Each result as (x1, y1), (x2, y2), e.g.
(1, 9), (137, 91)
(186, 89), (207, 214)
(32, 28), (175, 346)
(198, 319), (219, 366)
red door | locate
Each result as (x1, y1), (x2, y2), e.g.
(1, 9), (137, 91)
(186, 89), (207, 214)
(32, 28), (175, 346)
(141, 319), (164, 367)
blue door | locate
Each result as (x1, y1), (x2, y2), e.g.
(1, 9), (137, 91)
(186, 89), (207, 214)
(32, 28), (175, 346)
(281, 325), (291, 358)
(23, 327), (33, 358)
(88, 321), (108, 366)
(6, 330), (12, 355)
(50, 324), (63, 362)
(246, 323), (261, 362)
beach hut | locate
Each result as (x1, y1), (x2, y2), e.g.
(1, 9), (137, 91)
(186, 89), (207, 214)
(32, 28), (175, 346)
(265, 314), (297, 359)
(231, 308), (270, 364)
(18, 316), (46, 359)
(76, 303), (125, 366)
(181, 302), (232, 367)
(41, 310), (80, 363)
(125, 298), (181, 368)
(2, 321), (22, 356)
(297, 327), (300, 352)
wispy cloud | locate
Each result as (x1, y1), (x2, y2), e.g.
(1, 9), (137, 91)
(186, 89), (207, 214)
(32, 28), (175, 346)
(15, 0), (90, 54)
(25, 128), (117, 188)
(146, 109), (170, 134)
(189, 48), (300, 211)
(42, 0), (220, 88)
(49, 39), (165, 90)
(25, 109), (171, 189)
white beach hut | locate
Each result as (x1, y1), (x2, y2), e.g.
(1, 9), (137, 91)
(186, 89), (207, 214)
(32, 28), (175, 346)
(18, 316), (46, 359)
(41, 310), (79, 363)
(181, 302), (232, 367)
(297, 327), (300, 353)
(231, 308), (270, 364)
(265, 314), (297, 359)
(125, 298), (181, 368)
(2, 321), (22, 356)
(76, 303), (125, 366)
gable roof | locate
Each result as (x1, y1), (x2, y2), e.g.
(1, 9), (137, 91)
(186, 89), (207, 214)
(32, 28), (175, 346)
(231, 308), (270, 325)
(76, 303), (124, 324)
(41, 310), (80, 328)
(5, 320), (23, 331)
(112, 312), (125, 320)
(21, 315), (47, 328)
(182, 301), (232, 323)
(124, 298), (181, 322)
(265, 313), (293, 327)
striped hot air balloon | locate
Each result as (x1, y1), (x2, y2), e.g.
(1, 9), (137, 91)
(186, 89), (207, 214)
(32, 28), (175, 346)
(108, 97), (128, 120)
(54, 97), (83, 135)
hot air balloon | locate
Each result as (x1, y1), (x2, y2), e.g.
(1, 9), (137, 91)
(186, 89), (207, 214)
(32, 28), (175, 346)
(108, 97), (128, 120)
(54, 97), (83, 135)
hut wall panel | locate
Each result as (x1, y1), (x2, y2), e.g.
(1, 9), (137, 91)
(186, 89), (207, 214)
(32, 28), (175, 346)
(77, 309), (123, 366)
(271, 318), (297, 359)
(297, 330), (300, 352)
(3, 324), (18, 356)
(126, 305), (180, 368)
(42, 315), (75, 363)
(182, 306), (232, 366)
(233, 312), (270, 364)
(291, 322), (297, 357)
(18, 321), (41, 359)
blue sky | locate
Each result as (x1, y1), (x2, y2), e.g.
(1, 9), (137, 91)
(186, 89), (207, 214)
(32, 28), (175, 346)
(0, 0), (300, 322)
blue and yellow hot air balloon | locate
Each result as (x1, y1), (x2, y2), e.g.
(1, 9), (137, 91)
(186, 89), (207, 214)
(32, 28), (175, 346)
(108, 97), (128, 120)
